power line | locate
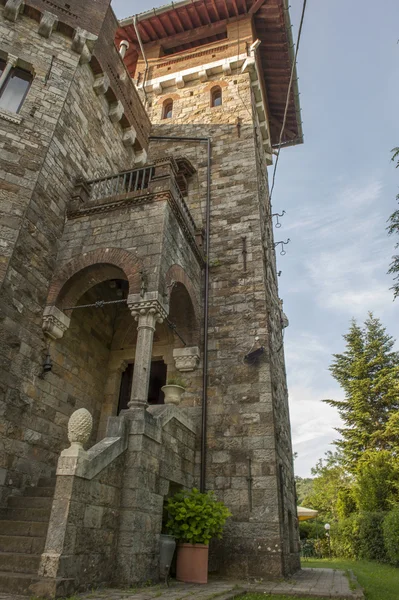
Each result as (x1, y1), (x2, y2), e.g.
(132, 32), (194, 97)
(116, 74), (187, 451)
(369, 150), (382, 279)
(269, 0), (308, 202)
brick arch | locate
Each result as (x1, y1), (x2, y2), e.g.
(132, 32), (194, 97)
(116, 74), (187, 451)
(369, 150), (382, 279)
(165, 265), (201, 341)
(47, 248), (142, 310)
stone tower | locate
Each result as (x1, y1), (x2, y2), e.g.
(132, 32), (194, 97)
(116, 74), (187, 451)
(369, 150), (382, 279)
(0, 0), (302, 594)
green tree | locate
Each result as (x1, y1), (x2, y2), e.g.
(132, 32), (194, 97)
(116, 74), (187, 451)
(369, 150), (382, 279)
(354, 450), (399, 512)
(388, 147), (399, 298)
(295, 476), (314, 505)
(302, 451), (352, 521)
(324, 314), (399, 471)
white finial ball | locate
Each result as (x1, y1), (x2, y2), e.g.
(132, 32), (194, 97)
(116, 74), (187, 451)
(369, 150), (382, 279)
(68, 408), (93, 447)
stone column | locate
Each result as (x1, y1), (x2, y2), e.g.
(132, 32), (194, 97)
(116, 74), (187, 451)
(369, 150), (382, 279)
(127, 293), (168, 409)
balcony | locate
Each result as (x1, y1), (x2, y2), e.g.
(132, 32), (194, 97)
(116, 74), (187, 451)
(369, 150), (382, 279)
(68, 157), (203, 263)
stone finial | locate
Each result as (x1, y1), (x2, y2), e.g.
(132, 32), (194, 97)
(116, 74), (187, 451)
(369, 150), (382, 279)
(38, 11), (58, 38)
(173, 347), (200, 372)
(43, 306), (71, 340)
(93, 73), (110, 96)
(4, 0), (24, 22)
(109, 100), (124, 123)
(67, 408), (93, 448)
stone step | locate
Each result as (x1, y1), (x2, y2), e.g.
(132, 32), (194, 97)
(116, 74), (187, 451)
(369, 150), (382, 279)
(3, 508), (50, 522)
(23, 486), (54, 498)
(0, 535), (45, 554)
(0, 552), (40, 574)
(37, 477), (56, 488)
(0, 520), (48, 537)
(0, 571), (39, 595)
(8, 496), (53, 510)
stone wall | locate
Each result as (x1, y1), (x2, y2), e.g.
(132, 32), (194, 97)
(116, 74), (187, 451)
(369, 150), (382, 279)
(116, 406), (196, 585)
(0, 4), (148, 504)
(145, 62), (299, 576)
(36, 406), (197, 596)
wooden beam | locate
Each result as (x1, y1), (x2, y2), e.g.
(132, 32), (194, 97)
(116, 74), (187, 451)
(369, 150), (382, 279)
(172, 9), (186, 32)
(248, 0), (264, 15)
(269, 115), (297, 140)
(184, 6), (195, 28)
(222, 0), (230, 19)
(232, 0), (239, 16)
(190, 1), (205, 26)
(211, 0), (220, 19)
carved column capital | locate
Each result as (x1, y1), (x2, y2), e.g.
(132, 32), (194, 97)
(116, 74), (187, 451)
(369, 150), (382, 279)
(173, 347), (200, 372)
(127, 292), (168, 326)
(42, 306), (70, 340)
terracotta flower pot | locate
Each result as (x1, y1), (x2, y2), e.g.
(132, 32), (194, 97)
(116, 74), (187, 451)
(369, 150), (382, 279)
(161, 384), (185, 405)
(176, 543), (209, 584)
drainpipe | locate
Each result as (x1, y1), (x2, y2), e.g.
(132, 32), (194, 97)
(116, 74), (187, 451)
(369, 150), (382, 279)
(133, 15), (149, 104)
(149, 135), (211, 493)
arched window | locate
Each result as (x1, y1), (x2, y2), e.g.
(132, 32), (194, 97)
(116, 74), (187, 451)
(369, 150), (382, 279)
(162, 99), (173, 119)
(211, 86), (222, 107)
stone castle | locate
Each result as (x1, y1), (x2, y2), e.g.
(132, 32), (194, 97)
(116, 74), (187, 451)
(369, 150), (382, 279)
(0, 0), (302, 596)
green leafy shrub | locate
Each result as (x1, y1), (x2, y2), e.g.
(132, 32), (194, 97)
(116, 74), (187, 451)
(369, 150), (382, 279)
(383, 506), (399, 566)
(165, 376), (185, 387)
(332, 512), (387, 561)
(331, 516), (359, 559)
(165, 488), (231, 545)
(357, 512), (387, 561)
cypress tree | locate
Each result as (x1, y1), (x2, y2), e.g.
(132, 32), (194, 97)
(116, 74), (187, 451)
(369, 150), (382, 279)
(324, 314), (399, 470)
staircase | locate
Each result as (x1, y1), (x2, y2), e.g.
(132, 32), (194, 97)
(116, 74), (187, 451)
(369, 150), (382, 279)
(0, 477), (55, 595)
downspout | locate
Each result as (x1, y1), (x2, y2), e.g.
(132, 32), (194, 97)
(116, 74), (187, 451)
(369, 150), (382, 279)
(133, 15), (149, 105)
(149, 135), (211, 493)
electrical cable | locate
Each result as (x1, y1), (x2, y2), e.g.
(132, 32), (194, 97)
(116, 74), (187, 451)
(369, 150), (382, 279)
(269, 0), (308, 202)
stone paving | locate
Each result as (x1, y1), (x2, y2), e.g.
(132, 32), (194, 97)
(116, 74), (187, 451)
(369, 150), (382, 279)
(0, 568), (363, 600)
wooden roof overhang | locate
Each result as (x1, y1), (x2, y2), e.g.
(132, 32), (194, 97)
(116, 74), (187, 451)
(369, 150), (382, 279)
(116, 0), (303, 148)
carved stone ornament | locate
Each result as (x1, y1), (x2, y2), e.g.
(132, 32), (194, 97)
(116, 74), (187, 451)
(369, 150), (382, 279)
(173, 347), (200, 372)
(38, 11), (58, 38)
(67, 408), (93, 448)
(93, 73), (110, 96)
(127, 292), (168, 324)
(4, 0), (24, 22)
(42, 306), (71, 340)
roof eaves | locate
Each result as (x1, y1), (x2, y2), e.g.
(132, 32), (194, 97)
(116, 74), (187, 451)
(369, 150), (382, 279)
(282, 0), (303, 146)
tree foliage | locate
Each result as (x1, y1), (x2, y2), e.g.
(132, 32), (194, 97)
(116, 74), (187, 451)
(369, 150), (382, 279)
(388, 147), (399, 298)
(302, 451), (352, 521)
(323, 314), (399, 470)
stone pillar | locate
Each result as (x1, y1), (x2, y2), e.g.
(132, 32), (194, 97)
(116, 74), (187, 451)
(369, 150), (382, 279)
(97, 360), (128, 440)
(127, 294), (168, 409)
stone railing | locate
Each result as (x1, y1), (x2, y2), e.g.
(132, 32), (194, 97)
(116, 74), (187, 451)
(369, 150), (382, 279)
(87, 165), (154, 201)
(68, 158), (203, 263)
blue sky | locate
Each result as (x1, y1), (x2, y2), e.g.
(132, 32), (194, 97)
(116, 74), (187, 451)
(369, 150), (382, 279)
(112, 0), (399, 476)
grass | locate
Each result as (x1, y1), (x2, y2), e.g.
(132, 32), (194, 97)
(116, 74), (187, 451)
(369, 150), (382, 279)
(237, 596), (324, 600)
(304, 558), (399, 600)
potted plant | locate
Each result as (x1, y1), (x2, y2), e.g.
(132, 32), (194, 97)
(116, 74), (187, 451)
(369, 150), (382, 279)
(161, 376), (185, 405)
(165, 488), (231, 584)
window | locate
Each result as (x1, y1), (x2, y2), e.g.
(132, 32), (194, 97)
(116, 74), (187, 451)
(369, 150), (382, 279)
(162, 99), (173, 119)
(0, 59), (33, 114)
(211, 86), (222, 107)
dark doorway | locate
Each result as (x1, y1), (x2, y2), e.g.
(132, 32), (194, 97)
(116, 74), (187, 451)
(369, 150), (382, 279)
(117, 360), (167, 413)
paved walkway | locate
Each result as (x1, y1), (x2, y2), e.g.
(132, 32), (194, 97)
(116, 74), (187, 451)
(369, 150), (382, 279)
(0, 569), (363, 600)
